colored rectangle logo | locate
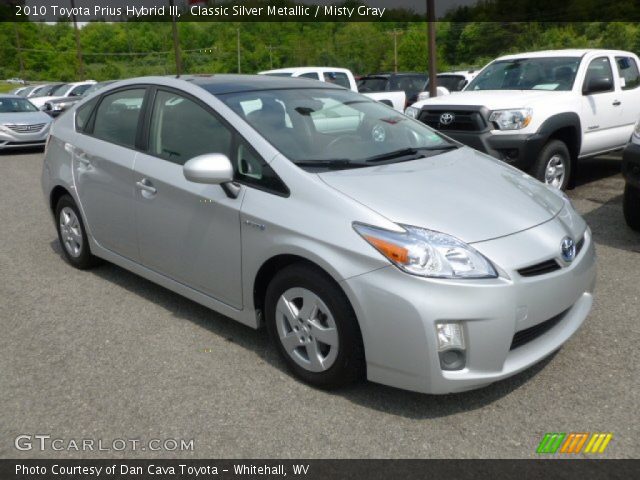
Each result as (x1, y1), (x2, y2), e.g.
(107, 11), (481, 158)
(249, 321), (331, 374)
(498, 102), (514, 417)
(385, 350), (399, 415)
(537, 433), (612, 454)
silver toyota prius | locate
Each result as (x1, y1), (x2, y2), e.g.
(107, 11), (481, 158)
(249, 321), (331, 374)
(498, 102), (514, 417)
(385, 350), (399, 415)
(41, 75), (596, 394)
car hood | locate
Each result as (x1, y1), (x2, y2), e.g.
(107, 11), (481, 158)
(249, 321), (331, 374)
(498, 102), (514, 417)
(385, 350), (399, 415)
(417, 89), (564, 110)
(30, 96), (59, 107)
(47, 96), (81, 105)
(0, 111), (52, 125)
(318, 147), (564, 243)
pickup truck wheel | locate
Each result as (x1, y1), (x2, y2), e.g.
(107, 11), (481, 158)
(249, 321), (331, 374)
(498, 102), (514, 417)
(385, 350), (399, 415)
(533, 140), (571, 190)
(623, 184), (640, 231)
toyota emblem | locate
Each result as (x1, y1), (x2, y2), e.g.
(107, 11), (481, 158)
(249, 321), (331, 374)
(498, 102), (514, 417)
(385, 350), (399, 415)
(561, 237), (576, 263)
(439, 112), (455, 125)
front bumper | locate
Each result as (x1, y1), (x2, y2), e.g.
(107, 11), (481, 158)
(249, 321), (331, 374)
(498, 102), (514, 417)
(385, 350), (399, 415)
(0, 128), (50, 149)
(622, 140), (640, 189)
(441, 130), (546, 171)
(342, 221), (596, 394)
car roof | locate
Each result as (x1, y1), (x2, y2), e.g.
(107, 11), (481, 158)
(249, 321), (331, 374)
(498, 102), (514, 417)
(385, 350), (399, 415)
(496, 49), (635, 60)
(259, 67), (351, 74)
(108, 74), (340, 95)
(0, 94), (25, 99)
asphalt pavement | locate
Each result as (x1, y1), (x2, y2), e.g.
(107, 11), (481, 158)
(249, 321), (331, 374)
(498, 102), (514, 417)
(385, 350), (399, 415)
(0, 150), (638, 459)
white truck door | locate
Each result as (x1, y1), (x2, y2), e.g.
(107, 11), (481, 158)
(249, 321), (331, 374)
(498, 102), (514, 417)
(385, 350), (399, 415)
(613, 55), (640, 138)
(580, 55), (625, 155)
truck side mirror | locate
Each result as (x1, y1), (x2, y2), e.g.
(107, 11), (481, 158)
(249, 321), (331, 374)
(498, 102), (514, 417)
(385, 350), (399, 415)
(583, 77), (613, 95)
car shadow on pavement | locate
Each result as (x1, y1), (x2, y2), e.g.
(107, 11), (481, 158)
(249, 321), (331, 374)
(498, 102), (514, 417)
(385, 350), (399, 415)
(581, 195), (640, 253)
(49, 239), (559, 419)
(571, 154), (622, 189)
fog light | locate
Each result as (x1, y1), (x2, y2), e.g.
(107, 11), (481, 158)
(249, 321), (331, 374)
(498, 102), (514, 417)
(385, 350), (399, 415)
(436, 322), (466, 371)
(436, 322), (465, 350)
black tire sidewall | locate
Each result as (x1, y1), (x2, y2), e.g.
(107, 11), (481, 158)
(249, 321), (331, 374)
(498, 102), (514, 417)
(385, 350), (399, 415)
(533, 140), (572, 190)
(623, 184), (640, 231)
(55, 195), (98, 269)
(265, 264), (364, 388)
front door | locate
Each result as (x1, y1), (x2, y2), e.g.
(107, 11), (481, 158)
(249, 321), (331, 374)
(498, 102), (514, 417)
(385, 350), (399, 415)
(133, 89), (244, 308)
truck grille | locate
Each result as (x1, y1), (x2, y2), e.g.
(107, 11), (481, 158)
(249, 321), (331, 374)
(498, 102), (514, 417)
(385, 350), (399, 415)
(5, 123), (46, 133)
(510, 309), (567, 350)
(418, 110), (487, 132)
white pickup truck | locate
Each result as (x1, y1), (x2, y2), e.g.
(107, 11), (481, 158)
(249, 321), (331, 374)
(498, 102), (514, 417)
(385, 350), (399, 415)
(259, 67), (406, 112)
(406, 49), (640, 189)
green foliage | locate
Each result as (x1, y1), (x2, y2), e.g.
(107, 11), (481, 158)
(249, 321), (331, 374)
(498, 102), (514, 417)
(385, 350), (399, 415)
(0, 20), (638, 82)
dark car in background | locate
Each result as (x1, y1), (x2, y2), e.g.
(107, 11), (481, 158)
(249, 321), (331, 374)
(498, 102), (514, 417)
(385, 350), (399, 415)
(623, 121), (640, 231)
(357, 72), (428, 107)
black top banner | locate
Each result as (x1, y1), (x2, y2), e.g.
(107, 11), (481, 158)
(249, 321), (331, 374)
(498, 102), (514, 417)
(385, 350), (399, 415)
(2, 0), (640, 22)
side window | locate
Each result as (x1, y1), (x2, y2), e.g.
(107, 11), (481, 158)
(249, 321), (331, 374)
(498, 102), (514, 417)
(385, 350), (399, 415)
(70, 84), (91, 97)
(326, 72), (350, 89)
(583, 57), (614, 93)
(299, 72), (320, 80)
(235, 140), (288, 195)
(148, 90), (232, 165)
(75, 97), (99, 132)
(615, 56), (640, 90)
(92, 89), (145, 148)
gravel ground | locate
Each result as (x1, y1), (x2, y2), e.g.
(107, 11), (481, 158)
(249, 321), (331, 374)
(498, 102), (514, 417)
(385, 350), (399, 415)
(0, 151), (638, 459)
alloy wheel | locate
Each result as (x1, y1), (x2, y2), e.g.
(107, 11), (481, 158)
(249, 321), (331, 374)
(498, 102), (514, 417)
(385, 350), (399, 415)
(544, 154), (566, 189)
(59, 207), (83, 258)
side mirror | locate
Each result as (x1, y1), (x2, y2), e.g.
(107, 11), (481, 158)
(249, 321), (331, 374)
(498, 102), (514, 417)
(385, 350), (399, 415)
(183, 153), (234, 185)
(583, 77), (613, 95)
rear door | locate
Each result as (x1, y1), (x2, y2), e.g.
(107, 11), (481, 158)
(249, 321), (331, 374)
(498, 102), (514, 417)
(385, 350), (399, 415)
(133, 88), (244, 308)
(72, 87), (147, 261)
(580, 55), (625, 155)
(614, 55), (640, 138)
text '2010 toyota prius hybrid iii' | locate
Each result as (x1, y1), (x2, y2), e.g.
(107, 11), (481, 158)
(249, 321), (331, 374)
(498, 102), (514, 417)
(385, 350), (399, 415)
(41, 75), (596, 394)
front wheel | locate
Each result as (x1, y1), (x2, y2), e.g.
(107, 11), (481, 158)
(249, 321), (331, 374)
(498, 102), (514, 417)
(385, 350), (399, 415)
(623, 184), (640, 231)
(532, 140), (572, 190)
(265, 264), (365, 388)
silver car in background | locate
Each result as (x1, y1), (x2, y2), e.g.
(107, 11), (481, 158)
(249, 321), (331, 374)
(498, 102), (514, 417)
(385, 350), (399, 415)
(41, 75), (596, 394)
(0, 95), (53, 150)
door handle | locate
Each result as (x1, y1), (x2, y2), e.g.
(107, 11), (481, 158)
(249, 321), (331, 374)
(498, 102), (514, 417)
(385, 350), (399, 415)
(613, 100), (621, 106)
(136, 179), (157, 195)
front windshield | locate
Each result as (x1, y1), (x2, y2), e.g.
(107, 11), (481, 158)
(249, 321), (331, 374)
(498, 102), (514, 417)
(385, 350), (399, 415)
(357, 77), (389, 92)
(33, 84), (61, 97)
(51, 84), (70, 96)
(467, 57), (581, 91)
(0, 97), (39, 113)
(219, 88), (454, 165)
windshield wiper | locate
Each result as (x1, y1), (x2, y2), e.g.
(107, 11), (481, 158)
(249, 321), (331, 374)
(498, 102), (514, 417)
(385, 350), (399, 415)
(364, 145), (458, 164)
(293, 159), (369, 170)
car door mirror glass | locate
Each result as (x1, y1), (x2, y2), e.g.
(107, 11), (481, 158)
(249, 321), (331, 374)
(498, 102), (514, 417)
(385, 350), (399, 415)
(583, 77), (613, 95)
(183, 153), (234, 184)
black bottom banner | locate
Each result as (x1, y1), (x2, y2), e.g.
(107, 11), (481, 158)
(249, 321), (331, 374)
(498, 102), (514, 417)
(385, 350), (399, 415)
(1, 459), (638, 480)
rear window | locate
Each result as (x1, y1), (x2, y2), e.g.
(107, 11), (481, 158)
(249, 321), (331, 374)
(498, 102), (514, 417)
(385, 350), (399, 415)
(616, 56), (640, 90)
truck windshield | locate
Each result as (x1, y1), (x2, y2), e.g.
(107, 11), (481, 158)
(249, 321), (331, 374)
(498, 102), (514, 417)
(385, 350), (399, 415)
(219, 88), (455, 167)
(467, 57), (581, 91)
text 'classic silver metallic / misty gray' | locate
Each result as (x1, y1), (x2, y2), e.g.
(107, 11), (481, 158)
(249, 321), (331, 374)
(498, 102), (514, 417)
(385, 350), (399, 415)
(41, 75), (596, 394)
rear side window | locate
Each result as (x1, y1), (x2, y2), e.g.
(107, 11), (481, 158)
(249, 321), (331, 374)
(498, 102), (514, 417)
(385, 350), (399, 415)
(325, 72), (350, 89)
(615, 56), (640, 90)
(75, 97), (99, 132)
(299, 72), (320, 80)
(93, 89), (145, 148)
(148, 90), (233, 165)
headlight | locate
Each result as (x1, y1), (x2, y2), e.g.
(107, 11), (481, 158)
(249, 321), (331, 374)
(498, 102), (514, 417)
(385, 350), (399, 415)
(52, 103), (68, 111)
(0, 124), (11, 133)
(404, 106), (419, 119)
(489, 108), (532, 130)
(417, 92), (430, 101)
(353, 223), (497, 279)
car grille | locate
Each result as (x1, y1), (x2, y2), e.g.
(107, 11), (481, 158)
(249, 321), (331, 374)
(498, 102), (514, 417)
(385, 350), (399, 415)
(517, 235), (586, 278)
(5, 123), (46, 133)
(418, 110), (488, 132)
(510, 309), (567, 350)
(518, 259), (561, 277)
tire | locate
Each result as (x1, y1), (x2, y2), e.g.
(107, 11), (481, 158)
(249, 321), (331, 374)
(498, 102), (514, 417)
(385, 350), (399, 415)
(265, 263), (365, 388)
(55, 194), (100, 269)
(623, 183), (640, 232)
(532, 140), (572, 190)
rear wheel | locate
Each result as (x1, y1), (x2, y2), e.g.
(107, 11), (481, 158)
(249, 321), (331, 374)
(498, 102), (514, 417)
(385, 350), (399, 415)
(532, 140), (571, 190)
(55, 195), (100, 269)
(623, 184), (640, 231)
(265, 264), (365, 388)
